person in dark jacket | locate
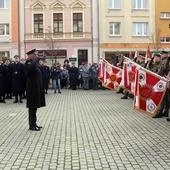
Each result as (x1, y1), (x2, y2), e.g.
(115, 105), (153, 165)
(69, 62), (79, 90)
(4, 59), (12, 99)
(11, 55), (24, 103)
(0, 58), (6, 103)
(24, 49), (46, 131)
(51, 62), (62, 93)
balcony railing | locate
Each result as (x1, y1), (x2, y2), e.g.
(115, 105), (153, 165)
(25, 32), (92, 41)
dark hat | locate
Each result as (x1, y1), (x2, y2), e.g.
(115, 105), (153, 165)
(154, 53), (161, 57)
(14, 55), (19, 58)
(26, 49), (36, 55)
(161, 51), (169, 54)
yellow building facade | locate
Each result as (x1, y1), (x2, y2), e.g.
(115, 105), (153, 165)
(99, 0), (164, 63)
(155, 0), (170, 50)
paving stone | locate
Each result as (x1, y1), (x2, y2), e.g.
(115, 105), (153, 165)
(0, 89), (170, 170)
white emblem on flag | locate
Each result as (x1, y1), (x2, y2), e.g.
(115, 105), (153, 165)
(146, 99), (156, 114)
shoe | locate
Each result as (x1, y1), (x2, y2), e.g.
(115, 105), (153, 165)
(36, 125), (42, 129)
(20, 100), (23, 103)
(121, 96), (128, 99)
(29, 127), (41, 131)
(58, 91), (61, 93)
(2, 100), (6, 103)
(13, 100), (18, 103)
(54, 91), (56, 93)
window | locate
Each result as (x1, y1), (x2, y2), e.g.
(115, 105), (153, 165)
(0, 0), (9, 8)
(34, 14), (43, 33)
(109, 22), (120, 35)
(161, 37), (170, 43)
(160, 13), (170, 19)
(132, 0), (147, 9)
(0, 24), (9, 35)
(108, 0), (120, 9)
(73, 13), (83, 32)
(132, 22), (148, 36)
(53, 13), (63, 33)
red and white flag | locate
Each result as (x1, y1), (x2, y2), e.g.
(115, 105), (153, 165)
(98, 58), (122, 91)
(121, 59), (137, 94)
(134, 67), (168, 117)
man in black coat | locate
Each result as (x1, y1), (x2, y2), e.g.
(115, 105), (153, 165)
(69, 62), (79, 90)
(0, 58), (6, 103)
(24, 49), (46, 131)
(11, 55), (24, 103)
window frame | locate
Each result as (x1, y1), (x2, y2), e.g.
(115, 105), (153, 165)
(53, 13), (63, 33)
(73, 13), (83, 32)
(132, 22), (148, 36)
(0, 0), (9, 9)
(108, 0), (120, 9)
(160, 13), (170, 19)
(109, 22), (121, 36)
(132, 0), (148, 9)
(0, 24), (9, 36)
(34, 14), (43, 33)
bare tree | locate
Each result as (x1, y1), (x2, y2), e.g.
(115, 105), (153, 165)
(149, 28), (163, 52)
(42, 27), (61, 63)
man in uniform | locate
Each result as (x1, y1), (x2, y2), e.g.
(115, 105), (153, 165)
(69, 62), (79, 90)
(24, 49), (46, 131)
(11, 55), (24, 103)
(146, 53), (162, 74)
(0, 58), (6, 103)
(155, 51), (170, 118)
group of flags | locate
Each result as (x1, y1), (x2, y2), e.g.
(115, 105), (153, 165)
(98, 51), (169, 118)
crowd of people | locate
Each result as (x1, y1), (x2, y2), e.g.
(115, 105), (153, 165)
(0, 57), (100, 104)
(116, 50), (170, 120)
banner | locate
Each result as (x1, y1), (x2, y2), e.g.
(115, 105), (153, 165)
(98, 58), (122, 91)
(121, 58), (136, 94)
(134, 67), (168, 117)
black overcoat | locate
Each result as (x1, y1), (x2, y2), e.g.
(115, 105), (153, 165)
(11, 62), (24, 92)
(0, 64), (6, 92)
(24, 59), (46, 109)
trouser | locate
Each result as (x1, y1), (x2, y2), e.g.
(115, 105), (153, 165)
(157, 89), (169, 117)
(93, 78), (98, 89)
(53, 79), (61, 92)
(14, 92), (22, 101)
(83, 77), (89, 89)
(28, 108), (37, 128)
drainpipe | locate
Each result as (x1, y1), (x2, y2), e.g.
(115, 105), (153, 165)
(97, 0), (100, 61)
(90, 0), (94, 63)
(18, 0), (20, 56)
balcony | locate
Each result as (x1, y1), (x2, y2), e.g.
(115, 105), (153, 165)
(25, 32), (92, 42)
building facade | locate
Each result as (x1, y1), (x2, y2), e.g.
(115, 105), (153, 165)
(155, 0), (170, 51)
(99, 0), (156, 63)
(0, 0), (24, 58)
(24, 0), (94, 66)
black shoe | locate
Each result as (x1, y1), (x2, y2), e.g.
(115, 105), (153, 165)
(166, 118), (170, 121)
(36, 125), (42, 129)
(58, 91), (61, 93)
(13, 100), (18, 103)
(20, 100), (23, 103)
(121, 96), (128, 99)
(54, 91), (56, 93)
(29, 127), (41, 131)
(2, 100), (6, 103)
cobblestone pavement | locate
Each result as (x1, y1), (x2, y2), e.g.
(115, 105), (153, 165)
(0, 89), (170, 170)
